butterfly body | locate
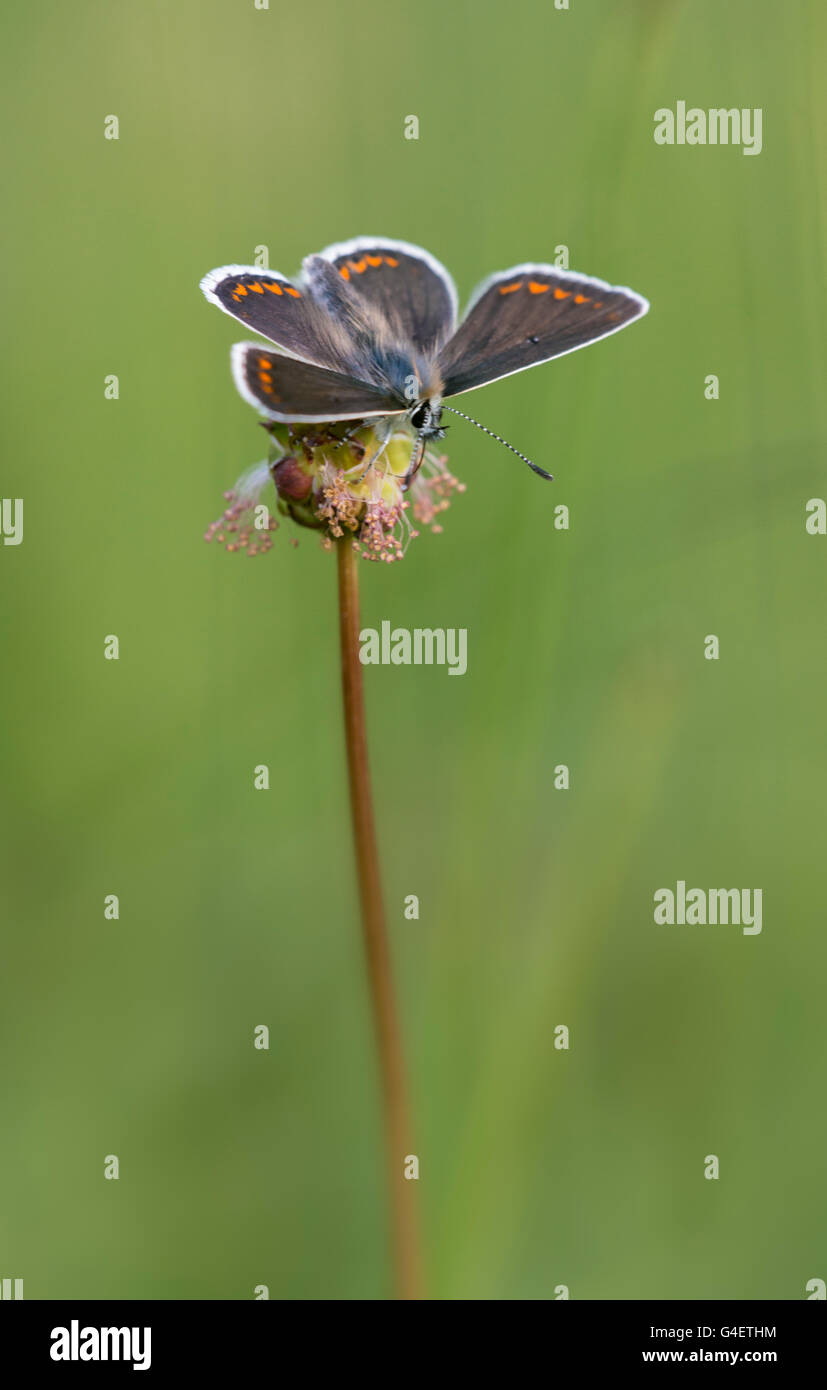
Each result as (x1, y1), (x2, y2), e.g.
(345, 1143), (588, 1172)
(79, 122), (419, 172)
(201, 236), (647, 482)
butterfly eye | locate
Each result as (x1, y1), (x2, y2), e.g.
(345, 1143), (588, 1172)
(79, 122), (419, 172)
(410, 404), (429, 430)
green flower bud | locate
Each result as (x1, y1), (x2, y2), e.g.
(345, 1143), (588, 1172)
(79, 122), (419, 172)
(206, 418), (465, 562)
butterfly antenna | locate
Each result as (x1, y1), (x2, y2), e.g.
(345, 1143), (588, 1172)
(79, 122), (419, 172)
(442, 405), (553, 480)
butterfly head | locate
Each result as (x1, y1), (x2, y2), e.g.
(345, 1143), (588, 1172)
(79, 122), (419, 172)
(409, 398), (446, 442)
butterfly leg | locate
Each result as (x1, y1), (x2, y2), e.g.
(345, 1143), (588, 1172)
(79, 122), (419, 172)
(401, 432), (428, 490)
(348, 418), (394, 484)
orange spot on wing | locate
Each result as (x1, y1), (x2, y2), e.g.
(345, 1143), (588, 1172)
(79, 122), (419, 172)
(349, 258), (367, 273)
(235, 284), (248, 296)
(284, 286), (301, 297)
(339, 265), (350, 280)
(266, 281), (283, 294)
(593, 301), (603, 308)
(248, 282), (264, 293)
(528, 281), (550, 294)
(574, 294), (589, 304)
(365, 254), (382, 267)
(384, 256), (399, 267)
(499, 281), (523, 294)
(553, 287), (571, 299)
(257, 357), (271, 369)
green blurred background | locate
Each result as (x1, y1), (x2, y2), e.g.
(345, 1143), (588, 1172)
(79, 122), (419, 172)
(1, 0), (825, 1300)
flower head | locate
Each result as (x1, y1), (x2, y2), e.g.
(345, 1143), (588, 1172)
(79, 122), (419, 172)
(206, 419), (464, 563)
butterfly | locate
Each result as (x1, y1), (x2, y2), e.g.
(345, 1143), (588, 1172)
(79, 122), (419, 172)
(200, 237), (648, 484)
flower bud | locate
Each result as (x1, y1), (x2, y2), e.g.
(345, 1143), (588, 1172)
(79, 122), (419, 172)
(207, 419), (464, 561)
(271, 455), (313, 502)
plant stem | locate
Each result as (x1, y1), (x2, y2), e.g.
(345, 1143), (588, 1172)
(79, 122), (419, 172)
(336, 536), (425, 1301)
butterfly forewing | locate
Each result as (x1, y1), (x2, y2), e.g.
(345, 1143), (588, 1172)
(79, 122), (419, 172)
(232, 344), (404, 422)
(307, 238), (458, 355)
(438, 266), (648, 397)
(201, 265), (365, 374)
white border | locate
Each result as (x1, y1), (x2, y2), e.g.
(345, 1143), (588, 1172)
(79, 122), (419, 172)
(440, 263), (650, 395)
(230, 342), (404, 423)
(308, 235), (459, 330)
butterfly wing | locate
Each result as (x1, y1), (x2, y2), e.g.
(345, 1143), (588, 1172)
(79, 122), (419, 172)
(231, 343), (404, 422)
(201, 264), (365, 373)
(305, 237), (458, 355)
(438, 265), (648, 397)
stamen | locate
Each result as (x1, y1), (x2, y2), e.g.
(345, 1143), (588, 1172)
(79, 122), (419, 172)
(204, 461), (278, 555)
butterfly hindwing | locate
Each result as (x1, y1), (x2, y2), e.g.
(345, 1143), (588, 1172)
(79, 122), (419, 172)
(201, 265), (364, 372)
(305, 238), (458, 355)
(438, 265), (649, 397)
(231, 344), (404, 422)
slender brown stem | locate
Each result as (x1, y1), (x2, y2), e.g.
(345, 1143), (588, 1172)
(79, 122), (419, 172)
(336, 536), (425, 1301)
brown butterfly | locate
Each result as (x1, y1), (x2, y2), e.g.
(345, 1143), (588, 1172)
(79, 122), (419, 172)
(201, 237), (648, 482)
